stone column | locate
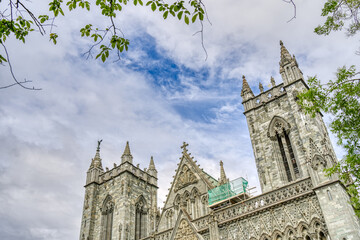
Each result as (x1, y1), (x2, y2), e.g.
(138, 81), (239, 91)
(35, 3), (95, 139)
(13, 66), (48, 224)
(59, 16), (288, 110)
(208, 212), (219, 240)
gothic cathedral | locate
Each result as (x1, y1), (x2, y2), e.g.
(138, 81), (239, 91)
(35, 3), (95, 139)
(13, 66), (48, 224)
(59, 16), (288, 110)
(79, 42), (360, 240)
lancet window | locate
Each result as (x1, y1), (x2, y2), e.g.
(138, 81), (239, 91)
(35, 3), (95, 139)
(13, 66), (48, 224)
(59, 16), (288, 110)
(101, 195), (114, 240)
(135, 196), (147, 240)
(268, 116), (300, 183)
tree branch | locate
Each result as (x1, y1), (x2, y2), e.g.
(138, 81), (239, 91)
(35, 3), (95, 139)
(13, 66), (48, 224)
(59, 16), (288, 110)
(283, 0), (296, 22)
(0, 43), (41, 90)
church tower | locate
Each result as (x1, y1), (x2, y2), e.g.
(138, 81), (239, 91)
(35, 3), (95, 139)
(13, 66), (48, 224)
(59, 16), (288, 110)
(241, 41), (360, 239)
(79, 141), (158, 240)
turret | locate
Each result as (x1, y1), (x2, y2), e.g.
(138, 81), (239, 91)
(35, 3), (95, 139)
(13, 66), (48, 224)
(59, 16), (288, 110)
(279, 40), (304, 85)
(86, 140), (104, 185)
(218, 160), (229, 185)
(147, 156), (157, 178)
(121, 141), (133, 164)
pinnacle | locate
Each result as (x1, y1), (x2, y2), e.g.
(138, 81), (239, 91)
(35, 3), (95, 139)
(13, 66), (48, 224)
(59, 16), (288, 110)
(279, 40), (292, 64)
(123, 141), (131, 155)
(259, 82), (264, 93)
(241, 75), (254, 97)
(271, 76), (276, 87)
(149, 156), (156, 170)
(219, 160), (229, 185)
(121, 141), (133, 164)
(90, 140), (103, 170)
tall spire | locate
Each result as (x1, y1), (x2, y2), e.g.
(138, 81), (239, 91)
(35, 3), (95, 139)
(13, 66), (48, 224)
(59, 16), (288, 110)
(90, 140), (103, 170)
(121, 141), (133, 164)
(279, 40), (304, 85)
(279, 40), (292, 65)
(218, 160), (229, 185)
(241, 75), (254, 101)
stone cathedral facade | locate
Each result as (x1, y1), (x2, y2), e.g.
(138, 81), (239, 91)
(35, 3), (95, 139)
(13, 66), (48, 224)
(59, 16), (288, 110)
(79, 42), (360, 240)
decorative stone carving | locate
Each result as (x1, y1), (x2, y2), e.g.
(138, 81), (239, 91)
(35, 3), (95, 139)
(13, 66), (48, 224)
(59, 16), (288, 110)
(174, 165), (198, 192)
(311, 155), (327, 171)
(267, 116), (291, 140)
(174, 219), (199, 240)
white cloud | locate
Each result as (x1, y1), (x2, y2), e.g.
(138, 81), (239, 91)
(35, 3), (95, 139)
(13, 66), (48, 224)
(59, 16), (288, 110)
(0, 0), (357, 239)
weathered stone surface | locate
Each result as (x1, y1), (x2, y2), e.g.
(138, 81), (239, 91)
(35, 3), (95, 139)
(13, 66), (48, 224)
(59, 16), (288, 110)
(79, 42), (360, 240)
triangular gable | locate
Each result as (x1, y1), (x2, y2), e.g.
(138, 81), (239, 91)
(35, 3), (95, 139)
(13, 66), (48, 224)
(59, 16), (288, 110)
(170, 208), (204, 240)
(161, 144), (215, 209)
(158, 143), (217, 231)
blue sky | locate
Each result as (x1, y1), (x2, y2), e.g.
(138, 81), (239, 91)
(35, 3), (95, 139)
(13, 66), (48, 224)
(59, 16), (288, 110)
(0, 1), (358, 239)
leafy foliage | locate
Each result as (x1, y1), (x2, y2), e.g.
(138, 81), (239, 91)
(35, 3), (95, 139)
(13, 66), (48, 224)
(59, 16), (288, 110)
(315, 0), (360, 36)
(0, 0), (206, 65)
(298, 66), (360, 216)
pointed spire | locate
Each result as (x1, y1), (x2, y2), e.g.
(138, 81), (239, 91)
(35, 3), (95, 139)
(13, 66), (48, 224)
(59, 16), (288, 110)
(279, 40), (304, 85)
(259, 82), (264, 93)
(241, 75), (254, 101)
(121, 141), (133, 164)
(149, 156), (156, 170)
(279, 40), (292, 65)
(218, 160), (229, 185)
(90, 140), (103, 170)
(148, 156), (157, 177)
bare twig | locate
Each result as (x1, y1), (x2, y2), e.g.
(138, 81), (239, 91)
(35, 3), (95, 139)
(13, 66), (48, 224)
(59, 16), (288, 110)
(283, 0), (296, 22)
(0, 43), (41, 90)
(192, 20), (208, 61)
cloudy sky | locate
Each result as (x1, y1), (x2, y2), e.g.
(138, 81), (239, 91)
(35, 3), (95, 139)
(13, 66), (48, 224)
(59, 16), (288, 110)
(0, 0), (358, 239)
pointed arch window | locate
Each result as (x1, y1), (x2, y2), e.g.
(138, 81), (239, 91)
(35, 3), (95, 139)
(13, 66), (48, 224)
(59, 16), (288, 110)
(135, 196), (147, 240)
(268, 116), (300, 183)
(101, 195), (114, 240)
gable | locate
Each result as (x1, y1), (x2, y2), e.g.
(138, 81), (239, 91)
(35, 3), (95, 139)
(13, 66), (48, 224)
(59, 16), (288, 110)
(157, 145), (217, 232)
(170, 209), (204, 240)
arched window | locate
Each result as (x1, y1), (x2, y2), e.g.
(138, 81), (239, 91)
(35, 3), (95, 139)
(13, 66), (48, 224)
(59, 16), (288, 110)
(101, 195), (114, 240)
(135, 196), (147, 240)
(268, 116), (300, 182)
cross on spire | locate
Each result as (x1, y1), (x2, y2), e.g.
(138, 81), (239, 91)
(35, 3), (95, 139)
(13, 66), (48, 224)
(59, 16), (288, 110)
(181, 142), (189, 154)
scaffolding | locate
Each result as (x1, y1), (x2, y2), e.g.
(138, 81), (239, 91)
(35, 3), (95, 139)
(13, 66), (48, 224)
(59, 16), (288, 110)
(208, 177), (248, 207)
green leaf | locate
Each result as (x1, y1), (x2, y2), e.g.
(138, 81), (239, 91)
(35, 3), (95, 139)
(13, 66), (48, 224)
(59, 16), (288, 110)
(191, 13), (197, 23)
(177, 11), (183, 20)
(85, 2), (90, 11)
(134, 0), (138, 6)
(184, 15), (189, 25)
(163, 11), (169, 19)
(151, 2), (156, 11)
(146, 1), (152, 6)
(0, 54), (7, 63)
(199, 12), (204, 21)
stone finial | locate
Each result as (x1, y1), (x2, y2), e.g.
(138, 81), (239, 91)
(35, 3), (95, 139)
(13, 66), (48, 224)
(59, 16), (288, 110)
(181, 142), (189, 154)
(259, 82), (264, 93)
(218, 160), (229, 185)
(90, 139), (103, 170)
(241, 75), (254, 99)
(271, 76), (276, 87)
(121, 141), (133, 164)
